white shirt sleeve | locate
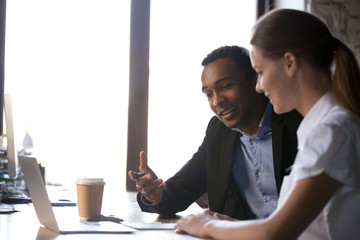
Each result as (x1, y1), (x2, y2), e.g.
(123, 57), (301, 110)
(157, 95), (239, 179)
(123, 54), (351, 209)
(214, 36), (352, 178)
(293, 122), (357, 191)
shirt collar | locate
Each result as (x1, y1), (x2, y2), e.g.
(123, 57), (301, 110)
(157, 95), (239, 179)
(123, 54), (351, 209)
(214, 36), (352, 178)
(297, 91), (334, 144)
(258, 101), (272, 137)
(234, 101), (272, 138)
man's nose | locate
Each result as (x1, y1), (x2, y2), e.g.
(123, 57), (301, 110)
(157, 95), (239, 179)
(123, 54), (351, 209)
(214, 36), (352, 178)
(213, 93), (225, 107)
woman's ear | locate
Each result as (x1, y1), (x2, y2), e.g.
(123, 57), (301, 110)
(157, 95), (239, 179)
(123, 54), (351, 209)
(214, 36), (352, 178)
(283, 52), (298, 78)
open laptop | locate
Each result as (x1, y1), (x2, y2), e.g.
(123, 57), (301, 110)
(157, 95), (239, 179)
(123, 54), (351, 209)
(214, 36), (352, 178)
(18, 156), (136, 234)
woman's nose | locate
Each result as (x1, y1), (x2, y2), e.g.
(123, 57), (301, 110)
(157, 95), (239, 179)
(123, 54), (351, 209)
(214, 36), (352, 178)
(255, 77), (264, 93)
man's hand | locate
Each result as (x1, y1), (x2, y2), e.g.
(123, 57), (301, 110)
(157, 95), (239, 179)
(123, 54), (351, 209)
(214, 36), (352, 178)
(128, 151), (166, 203)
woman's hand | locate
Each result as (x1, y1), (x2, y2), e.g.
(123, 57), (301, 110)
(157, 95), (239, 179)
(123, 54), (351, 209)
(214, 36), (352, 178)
(175, 211), (216, 238)
(204, 210), (237, 221)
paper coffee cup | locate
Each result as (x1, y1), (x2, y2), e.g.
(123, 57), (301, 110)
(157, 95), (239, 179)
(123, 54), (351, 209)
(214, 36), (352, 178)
(76, 177), (105, 221)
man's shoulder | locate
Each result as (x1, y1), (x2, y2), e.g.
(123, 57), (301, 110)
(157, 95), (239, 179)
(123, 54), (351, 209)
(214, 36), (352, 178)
(208, 116), (230, 129)
(207, 116), (235, 134)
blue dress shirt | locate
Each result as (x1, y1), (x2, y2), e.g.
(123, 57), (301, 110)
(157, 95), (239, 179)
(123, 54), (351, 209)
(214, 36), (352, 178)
(232, 102), (278, 219)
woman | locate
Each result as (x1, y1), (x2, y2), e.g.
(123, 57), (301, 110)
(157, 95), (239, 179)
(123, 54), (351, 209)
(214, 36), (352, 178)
(175, 9), (360, 240)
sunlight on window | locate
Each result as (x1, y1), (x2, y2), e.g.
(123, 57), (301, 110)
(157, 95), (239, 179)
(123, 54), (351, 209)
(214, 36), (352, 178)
(5, 0), (130, 189)
(4, 0), (256, 189)
(148, 0), (256, 180)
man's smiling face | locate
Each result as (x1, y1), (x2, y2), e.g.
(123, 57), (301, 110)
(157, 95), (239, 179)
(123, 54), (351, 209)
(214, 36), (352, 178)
(201, 57), (258, 130)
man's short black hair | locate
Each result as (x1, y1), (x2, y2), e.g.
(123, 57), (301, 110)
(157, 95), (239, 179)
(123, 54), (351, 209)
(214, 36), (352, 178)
(201, 45), (257, 81)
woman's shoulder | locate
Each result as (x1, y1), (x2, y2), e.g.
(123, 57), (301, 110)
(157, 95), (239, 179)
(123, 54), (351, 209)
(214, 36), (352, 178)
(322, 105), (360, 132)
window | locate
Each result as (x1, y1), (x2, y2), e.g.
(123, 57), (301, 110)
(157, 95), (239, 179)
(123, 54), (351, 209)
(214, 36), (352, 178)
(5, 0), (256, 188)
(148, 0), (256, 180)
(5, 0), (130, 188)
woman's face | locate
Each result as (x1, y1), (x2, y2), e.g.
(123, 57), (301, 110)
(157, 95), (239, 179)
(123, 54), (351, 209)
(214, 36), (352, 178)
(250, 46), (298, 114)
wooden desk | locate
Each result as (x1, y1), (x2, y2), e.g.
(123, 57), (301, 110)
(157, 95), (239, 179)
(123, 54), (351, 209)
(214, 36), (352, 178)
(0, 188), (204, 240)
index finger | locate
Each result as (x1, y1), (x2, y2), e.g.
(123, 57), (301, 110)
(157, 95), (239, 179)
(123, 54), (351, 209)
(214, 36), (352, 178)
(139, 151), (149, 173)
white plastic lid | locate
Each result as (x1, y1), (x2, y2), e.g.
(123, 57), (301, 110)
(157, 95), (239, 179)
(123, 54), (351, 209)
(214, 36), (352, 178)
(76, 177), (105, 185)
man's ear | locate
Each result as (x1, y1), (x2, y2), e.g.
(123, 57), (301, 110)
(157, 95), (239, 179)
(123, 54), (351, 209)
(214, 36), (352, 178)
(283, 52), (298, 78)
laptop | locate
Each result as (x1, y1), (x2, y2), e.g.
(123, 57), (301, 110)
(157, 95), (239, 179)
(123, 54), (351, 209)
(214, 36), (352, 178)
(18, 156), (136, 234)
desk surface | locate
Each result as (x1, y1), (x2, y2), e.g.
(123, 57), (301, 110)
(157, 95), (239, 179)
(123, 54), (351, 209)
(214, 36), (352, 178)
(0, 187), (204, 240)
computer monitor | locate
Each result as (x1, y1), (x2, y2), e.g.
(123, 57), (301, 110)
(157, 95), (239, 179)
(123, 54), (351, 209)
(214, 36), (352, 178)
(3, 94), (17, 178)
(0, 1), (6, 176)
(0, 0), (5, 136)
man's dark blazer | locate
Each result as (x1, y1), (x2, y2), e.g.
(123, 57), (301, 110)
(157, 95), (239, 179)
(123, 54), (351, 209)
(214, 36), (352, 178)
(137, 109), (303, 220)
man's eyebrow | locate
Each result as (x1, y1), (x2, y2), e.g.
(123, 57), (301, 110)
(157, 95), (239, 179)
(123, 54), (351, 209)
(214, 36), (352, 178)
(202, 77), (232, 92)
(201, 86), (208, 92)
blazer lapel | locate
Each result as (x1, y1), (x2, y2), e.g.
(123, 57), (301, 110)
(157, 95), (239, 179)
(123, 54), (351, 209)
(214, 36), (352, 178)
(214, 130), (238, 211)
(271, 112), (284, 193)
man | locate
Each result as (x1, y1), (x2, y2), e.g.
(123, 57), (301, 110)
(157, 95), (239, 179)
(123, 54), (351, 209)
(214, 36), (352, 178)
(128, 46), (302, 220)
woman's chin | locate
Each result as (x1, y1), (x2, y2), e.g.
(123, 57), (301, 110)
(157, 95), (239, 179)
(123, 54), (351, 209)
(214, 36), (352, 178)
(273, 105), (293, 115)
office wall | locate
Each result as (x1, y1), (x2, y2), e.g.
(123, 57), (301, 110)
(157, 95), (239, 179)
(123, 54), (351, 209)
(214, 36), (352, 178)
(274, 0), (360, 60)
(309, 0), (360, 59)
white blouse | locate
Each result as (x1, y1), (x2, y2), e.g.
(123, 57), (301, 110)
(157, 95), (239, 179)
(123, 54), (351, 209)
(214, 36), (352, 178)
(277, 92), (360, 240)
